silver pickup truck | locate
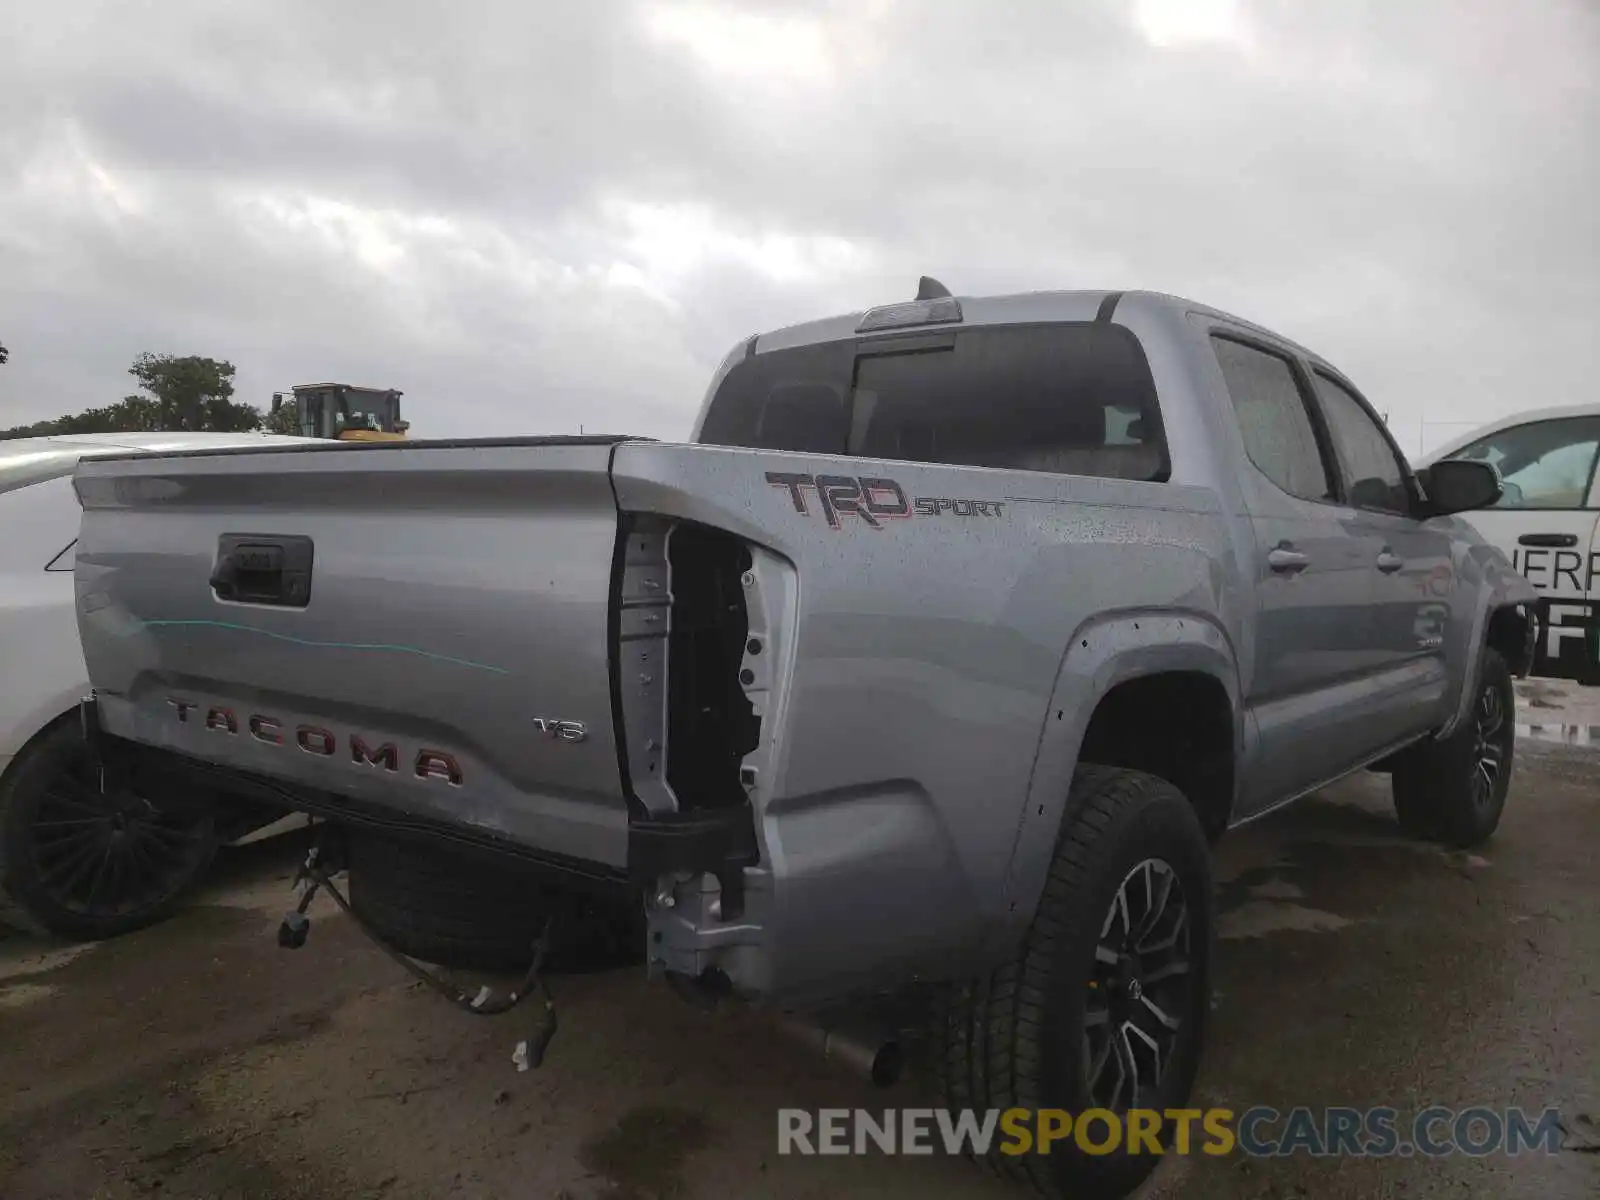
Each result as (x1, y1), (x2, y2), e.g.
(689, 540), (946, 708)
(71, 283), (1535, 1198)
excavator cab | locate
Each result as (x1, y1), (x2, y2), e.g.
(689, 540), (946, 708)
(275, 384), (410, 442)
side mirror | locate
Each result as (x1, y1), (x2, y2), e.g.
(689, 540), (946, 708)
(1420, 459), (1503, 515)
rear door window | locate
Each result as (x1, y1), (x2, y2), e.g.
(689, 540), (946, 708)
(698, 324), (1168, 483)
(1211, 337), (1333, 503)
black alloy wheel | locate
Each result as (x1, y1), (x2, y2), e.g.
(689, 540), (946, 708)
(1467, 674), (1510, 813)
(1, 718), (218, 940)
(1084, 856), (1195, 1111)
(1392, 647), (1516, 848)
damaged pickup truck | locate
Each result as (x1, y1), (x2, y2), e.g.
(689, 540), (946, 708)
(71, 282), (1536, 1199)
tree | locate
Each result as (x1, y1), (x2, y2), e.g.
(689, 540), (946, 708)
(0, 352), (267, 440)
(263, 398), (300, 436)
(0, 420), (56, 440)
(0, 397), (161, 439)
(58, 396), (165, 433)
(128, 353), (261, 432)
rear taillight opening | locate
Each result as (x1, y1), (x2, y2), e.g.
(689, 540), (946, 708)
(665, 524), (760, 811)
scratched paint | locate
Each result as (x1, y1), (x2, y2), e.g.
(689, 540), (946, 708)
(127, 619), (510, 675)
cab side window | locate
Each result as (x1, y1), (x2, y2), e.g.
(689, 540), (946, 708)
(1310, 373), (1411, 515)
(1448, 416), (1600, 510)
(1211, 336), (1333, 502)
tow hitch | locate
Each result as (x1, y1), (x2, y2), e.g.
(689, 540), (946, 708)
(278, 835), (561, 1071)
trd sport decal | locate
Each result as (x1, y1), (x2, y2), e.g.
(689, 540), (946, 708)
(765, 472), (1005, 530)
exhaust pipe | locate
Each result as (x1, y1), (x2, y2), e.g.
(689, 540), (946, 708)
(780, 1015), (904, 1088)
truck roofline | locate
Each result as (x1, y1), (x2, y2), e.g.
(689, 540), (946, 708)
(747, 287), (1333, 370)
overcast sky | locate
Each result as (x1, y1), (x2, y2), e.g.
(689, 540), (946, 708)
(2, 0), (1595, 455)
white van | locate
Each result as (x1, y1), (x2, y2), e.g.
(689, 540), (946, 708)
(1421, 404), (1600, 683)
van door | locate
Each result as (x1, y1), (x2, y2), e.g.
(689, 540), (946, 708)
(1436, 415), (1600, 682)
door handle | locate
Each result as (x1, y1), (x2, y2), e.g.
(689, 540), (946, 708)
(1376, 550), (1405, 574)
(1267, 546), (1310, 574)
(1518, 532), (1578, 548)
(212, 533), (315, 607)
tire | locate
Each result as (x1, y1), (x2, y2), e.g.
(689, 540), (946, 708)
(1391, 648), (1515, 848)
(345, 829), (642, 973)
(940, 766), (1214, 1200)
(0, 716), (219, 941)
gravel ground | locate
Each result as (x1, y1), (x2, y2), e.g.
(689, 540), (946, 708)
(1, 737), (1596, 1200)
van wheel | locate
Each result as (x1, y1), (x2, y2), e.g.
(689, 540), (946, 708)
(0, 717), (218, 940)
(940, 766), (1214, 1200)
(1392, 648), (1515, 848)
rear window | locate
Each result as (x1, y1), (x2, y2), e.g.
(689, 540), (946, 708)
(698, 323), (1168, 482)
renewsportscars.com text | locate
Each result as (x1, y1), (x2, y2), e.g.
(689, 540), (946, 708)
(777, 1106), (1566, 1158)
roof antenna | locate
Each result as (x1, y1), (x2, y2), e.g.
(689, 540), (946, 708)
(916, 276), (952, 300)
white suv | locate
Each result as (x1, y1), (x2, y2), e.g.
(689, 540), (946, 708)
(1, 431), (314, 939)
(1422, 404), (1600, 684)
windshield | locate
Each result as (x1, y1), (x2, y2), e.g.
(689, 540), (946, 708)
(336, 406), (387, 432)
(697, 322), (1167, 482)
(299, 389), (399, 437)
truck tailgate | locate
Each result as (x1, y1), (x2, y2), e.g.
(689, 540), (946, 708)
(73, 438), (633, 871)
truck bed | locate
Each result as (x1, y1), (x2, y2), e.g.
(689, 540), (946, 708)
(75, 437), (636, 872)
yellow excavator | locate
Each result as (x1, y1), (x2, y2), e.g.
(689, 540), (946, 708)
(272, 383), (410, 442)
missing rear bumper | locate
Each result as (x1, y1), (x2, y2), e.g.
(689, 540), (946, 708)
(628, 804), (759, 920)
(78, 710), (631, 900)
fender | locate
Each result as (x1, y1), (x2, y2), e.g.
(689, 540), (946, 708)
(1435, 541), (1539, 741)
(996, 609), (1242, 949)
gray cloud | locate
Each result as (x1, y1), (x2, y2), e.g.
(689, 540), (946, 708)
(1, 0), (1595, 453)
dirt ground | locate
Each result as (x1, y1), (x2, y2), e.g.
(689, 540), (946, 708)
(2, 735), (1596, 1200)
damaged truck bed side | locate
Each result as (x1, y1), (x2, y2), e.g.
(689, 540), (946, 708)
(72, 286), (1536, 1198)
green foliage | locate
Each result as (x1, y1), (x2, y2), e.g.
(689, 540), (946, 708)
(50, 396), (165, 435)
(0, 352), (268, 440)
(0, 420), (58, 440)
(127, 353), (261, 432)
(263, 399), (300, 436)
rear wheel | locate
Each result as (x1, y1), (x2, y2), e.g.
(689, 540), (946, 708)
(940, 766), (1214, 1200)
(1392, 648), (1515, 848)
(0, 717), (218, 940)
(345, 828), (641, 973)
